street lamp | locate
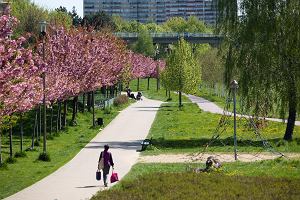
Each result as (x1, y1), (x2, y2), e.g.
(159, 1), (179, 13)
(155, 44), (160, 91)
(39, 21), (47, 154)
(230, 80), (238, 161)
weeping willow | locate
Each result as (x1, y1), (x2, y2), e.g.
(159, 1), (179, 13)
(218, 0), (300, 140)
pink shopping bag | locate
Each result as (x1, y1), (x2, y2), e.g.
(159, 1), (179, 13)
(110, 171), (119, 183)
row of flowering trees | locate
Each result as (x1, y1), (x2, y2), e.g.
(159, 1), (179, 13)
(0, 13), (165, 163)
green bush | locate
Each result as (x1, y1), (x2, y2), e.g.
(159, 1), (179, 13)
(38, 152), (51, 162)
(14, 151), (27, 158)
(113, 95), (129, 107)
(6, 157), (17, 164)
(104, 106), (112, 114)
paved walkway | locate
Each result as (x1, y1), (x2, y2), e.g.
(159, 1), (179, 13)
(187, 94), (300, 126)
(5, 98), (162, 200)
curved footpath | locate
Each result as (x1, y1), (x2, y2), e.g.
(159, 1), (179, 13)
(5, 97), (162, 200)
(187, 94), (300, 126)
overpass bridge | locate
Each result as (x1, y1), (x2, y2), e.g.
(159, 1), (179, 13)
(114, 32), (223, 46)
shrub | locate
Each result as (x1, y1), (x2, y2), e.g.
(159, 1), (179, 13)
(0, 162), (7, 170)
(6, 157), (16, 164)
(113, 95), (129, 107)
(38, 152), (51, 162)
(104, 106), (112, 114)
(34, 140), (40, 146)
(14, 151), (27, 158)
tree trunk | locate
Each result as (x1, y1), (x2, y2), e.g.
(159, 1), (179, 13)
(106, 86), (109, 98)
(50, 105), (53, 135)
(147, 78), (150, 90)
(179, 91), (182, 107)
(71, 96), (78, 126)
(166, 89), (168, 96)
(63, 100), (67, 128)
(20, 114), (23, 152)
(168, 90), (171, 99)
(39, 105), (41, 141)
(87, 92), (92, 112)
(0, 130), (2, 164)
(92, 91), (95, 127)
(32, 109), (38, 149)
(56, 102), (59, 133)
(9, 126), (13, 159)
(137, 78), (140, 91)
(283, 88), (297, 140)
(82, 93), (85, 113)
(58, 101), (62, 130)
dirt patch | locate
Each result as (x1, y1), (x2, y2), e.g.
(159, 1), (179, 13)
(138, 152), (300, 163)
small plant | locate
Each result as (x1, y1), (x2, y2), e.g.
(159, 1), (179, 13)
(14, 151), (27, 158)
(0, 162), (7, 170)
(47, 134), (54, 140)
(34, 140), (40, 146)
(113, 94), (129, 106)
(6, 157), (17, 164)
(38, 152), (51, 162)
(104, 106), (112, 114)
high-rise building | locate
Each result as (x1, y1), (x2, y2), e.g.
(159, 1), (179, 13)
(83, 0), (217, 25)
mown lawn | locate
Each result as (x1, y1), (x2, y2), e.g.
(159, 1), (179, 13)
(0, 99), (131, 199)
(92, 161), (300, 200)
(129, 79), (300, 155)
(195, 84), (300, 121)
(129, 78), (190, 102)
(145, 102), (300, 154)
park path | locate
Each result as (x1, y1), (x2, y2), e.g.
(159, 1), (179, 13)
(5, 97), (162, 200)
(187, 94), (300, 126)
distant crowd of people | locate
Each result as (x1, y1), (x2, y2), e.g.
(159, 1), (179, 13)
(126, 87), (142, 101)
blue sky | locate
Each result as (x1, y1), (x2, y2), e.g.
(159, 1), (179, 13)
(32, 0), (83, 17)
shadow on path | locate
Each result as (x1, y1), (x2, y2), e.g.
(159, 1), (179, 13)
(84, 140), (142, 150)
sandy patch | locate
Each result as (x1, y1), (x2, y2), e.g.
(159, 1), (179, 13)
(138, 152), (300, 163)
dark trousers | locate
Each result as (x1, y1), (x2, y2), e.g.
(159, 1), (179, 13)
(103, 166), (110, 185)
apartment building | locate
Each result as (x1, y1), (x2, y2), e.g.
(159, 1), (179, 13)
(83, 0), (217, 24)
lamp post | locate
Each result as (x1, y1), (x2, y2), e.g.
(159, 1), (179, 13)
(230, 80), (238, 161)
(39, 21), (47, 154)
(155, 44), (160, 91)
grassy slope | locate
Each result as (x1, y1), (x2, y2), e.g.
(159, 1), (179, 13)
(0, 102), (130, 199)
(92, 161), (300, 200)
(196, 84), (300, 121)
(145, 102), (300, 154)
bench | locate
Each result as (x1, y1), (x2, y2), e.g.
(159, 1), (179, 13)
(141, 138), (152, 151)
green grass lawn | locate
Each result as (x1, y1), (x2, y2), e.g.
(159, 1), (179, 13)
(196, 84), (300, 121)
(0, 100), (131, 199)
(91, 160), (300, 200)
(144, 102), (300, 154)
(127, 78), (300, 154)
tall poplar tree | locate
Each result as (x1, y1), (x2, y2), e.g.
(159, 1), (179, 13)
(161, 38), (201, 107)
(218, 0), (300, 140)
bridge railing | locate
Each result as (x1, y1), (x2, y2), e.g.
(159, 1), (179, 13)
(113, 32), (221, 38)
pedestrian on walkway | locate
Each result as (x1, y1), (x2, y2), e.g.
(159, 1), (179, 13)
(98, 144), (114, 187)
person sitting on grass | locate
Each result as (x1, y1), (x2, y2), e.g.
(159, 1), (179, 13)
(187, 156), (222, 173)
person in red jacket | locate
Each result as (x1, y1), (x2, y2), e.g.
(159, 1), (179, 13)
(98, 144), (114, 187)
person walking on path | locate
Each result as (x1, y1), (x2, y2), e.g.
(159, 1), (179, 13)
(98, 144), (114, 187)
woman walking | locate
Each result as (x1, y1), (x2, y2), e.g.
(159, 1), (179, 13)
(98, 144), (114, 187)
